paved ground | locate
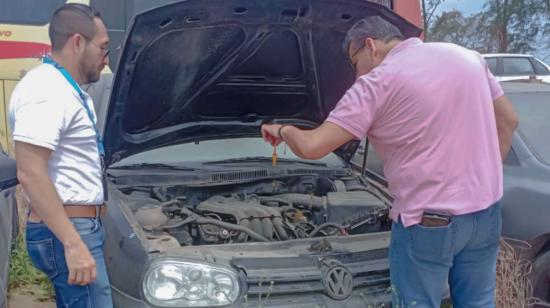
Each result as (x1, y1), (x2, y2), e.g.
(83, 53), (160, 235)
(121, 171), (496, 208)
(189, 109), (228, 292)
(8, 289), (55, 308)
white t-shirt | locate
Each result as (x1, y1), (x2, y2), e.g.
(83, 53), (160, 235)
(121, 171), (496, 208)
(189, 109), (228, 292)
(9, 63), (104, 204)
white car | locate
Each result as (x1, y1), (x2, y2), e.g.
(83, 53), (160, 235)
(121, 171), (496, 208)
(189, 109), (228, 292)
(482, 53), (550, 83)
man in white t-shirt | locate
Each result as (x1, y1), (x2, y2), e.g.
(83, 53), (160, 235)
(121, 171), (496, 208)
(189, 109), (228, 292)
(9, 4), (113, 307)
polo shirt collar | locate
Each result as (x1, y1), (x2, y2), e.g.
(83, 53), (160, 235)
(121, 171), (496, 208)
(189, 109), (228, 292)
(386, 37), (422, 59)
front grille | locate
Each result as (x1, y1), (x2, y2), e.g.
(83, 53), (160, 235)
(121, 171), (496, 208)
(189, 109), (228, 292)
(247, 270), (390, 298)
(245, 270), (390, 298)
(233, 249), (390, 300)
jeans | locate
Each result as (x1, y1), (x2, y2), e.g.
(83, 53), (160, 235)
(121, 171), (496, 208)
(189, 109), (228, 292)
(26, 217), (113, 308)
(390, 202), (501, 308)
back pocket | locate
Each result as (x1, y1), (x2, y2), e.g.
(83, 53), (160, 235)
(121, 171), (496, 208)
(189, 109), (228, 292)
(410, 223), (454, 265)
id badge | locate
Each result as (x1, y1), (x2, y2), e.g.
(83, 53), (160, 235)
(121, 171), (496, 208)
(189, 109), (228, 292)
(101, 156), (108, 201)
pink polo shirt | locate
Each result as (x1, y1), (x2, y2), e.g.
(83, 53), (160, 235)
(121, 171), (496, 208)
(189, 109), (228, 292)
(326, 38), (504, 227)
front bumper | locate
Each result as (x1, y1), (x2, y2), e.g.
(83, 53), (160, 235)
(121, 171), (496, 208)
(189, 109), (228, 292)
(112, 285), (391, 308)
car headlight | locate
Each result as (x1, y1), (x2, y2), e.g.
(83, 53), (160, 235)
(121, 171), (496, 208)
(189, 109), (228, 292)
(143, 259), (241, 307)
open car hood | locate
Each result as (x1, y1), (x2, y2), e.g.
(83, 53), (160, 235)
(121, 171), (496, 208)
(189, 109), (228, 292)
(103, 0), (422, 165)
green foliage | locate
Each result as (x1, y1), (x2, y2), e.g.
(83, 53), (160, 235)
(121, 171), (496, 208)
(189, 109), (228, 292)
(484, 0), (550, 53)
(428, 0), (550, 54)
(423, 0), (450, 31)
(8, 234), (54, 301)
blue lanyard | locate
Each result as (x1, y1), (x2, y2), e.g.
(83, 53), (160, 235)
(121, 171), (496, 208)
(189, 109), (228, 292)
(43, 57), (105, 158)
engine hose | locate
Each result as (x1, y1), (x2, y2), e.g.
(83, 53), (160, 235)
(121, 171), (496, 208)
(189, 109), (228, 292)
(156, 216), (196, 230)
(177, 207), (269, 242)
(259, 206), (289, 240)
(308, 222), (347, 238)
(271, 194), (326, 210)
(195, 217), (270, 242)
(272, 217), (289, 240)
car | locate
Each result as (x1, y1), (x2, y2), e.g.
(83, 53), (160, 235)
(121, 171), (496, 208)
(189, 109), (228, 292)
(0, 148), (18, 308)
(90, 1), (423, 307)
(482, 53), (550, 83)
(499, 81), (550, 307)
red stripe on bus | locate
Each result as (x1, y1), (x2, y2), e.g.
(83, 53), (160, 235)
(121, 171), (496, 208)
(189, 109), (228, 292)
(0, 41), (51, 59)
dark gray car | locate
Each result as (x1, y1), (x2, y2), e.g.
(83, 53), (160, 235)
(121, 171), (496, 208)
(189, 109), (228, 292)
(0, 149), (18, 308)
(96, 0), (421, 307)
(499, 81), (550, 307)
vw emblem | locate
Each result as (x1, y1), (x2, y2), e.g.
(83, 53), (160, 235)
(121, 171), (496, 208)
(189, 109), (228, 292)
(322, 265), (353, 300)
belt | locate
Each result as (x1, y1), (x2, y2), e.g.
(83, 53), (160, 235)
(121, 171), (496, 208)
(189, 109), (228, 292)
(28, 204), (107, 223)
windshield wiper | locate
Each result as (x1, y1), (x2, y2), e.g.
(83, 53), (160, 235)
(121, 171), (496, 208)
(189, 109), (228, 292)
(204, 157), (326, 166)
(109, 163), (196, 171)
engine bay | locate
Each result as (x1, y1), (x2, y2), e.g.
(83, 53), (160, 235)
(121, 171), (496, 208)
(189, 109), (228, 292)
(120, 174), (391, 246)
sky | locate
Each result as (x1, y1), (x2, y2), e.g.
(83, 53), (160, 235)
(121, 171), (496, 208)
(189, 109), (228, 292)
(431, 0), (550, 62)
(435, 0), (485, 16)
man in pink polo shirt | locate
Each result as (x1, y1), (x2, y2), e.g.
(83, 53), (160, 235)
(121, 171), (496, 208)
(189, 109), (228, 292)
(261, 16), (518, 308)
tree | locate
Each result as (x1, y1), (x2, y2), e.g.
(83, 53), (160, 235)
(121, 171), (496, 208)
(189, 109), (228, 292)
(428, 10), (468, 45)
(484, 0), (549, 53)
(429, 0), (550, 54)
(429, 10), (495, 51)
(422, 0), (450, 39)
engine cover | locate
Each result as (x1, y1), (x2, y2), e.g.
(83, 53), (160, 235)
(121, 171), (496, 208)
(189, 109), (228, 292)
(196, 196), (287, 241)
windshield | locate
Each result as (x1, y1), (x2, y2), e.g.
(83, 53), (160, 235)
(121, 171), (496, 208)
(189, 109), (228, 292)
(112, 138), (347, 169)
(0, 0), (66, 25)
(507, 91), (550, 165)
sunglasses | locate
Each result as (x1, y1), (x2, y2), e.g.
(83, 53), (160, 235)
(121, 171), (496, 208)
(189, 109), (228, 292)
(347, 37), (377, 71)
(86, 38), (110, 58)
(347, 44), (366, 70)
(66, 32), (110, 58)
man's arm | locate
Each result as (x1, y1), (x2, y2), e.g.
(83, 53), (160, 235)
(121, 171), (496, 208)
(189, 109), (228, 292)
(493, 95), (519, 161)
(15, 141), (97, 285)
(261, 122), (355, 160)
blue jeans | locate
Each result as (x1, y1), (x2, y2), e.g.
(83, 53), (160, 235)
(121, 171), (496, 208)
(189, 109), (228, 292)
(26, 217), (113, 308)
(390, 202), (501, 308)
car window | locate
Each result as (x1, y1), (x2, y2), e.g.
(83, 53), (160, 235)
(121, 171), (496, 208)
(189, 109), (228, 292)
(531, 58), (550, 75)
(0, 0), (66, 25)
(507, 92), (550, 165)
(502, 57), (535, 76)
(485, 58), (498, 75)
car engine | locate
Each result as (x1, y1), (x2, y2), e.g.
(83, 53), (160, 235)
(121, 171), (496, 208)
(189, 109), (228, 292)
(125, 174), (390, 246)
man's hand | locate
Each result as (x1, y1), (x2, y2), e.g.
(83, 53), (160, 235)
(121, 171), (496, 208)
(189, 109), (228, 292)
(65, 240), (97, 285)
(261, 124), (284, 146)
(260, 122), (355, 160)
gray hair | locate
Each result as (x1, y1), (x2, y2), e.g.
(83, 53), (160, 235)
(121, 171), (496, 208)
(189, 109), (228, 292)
(49, 3), (101, 52)
(343, 16), (404, 53)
